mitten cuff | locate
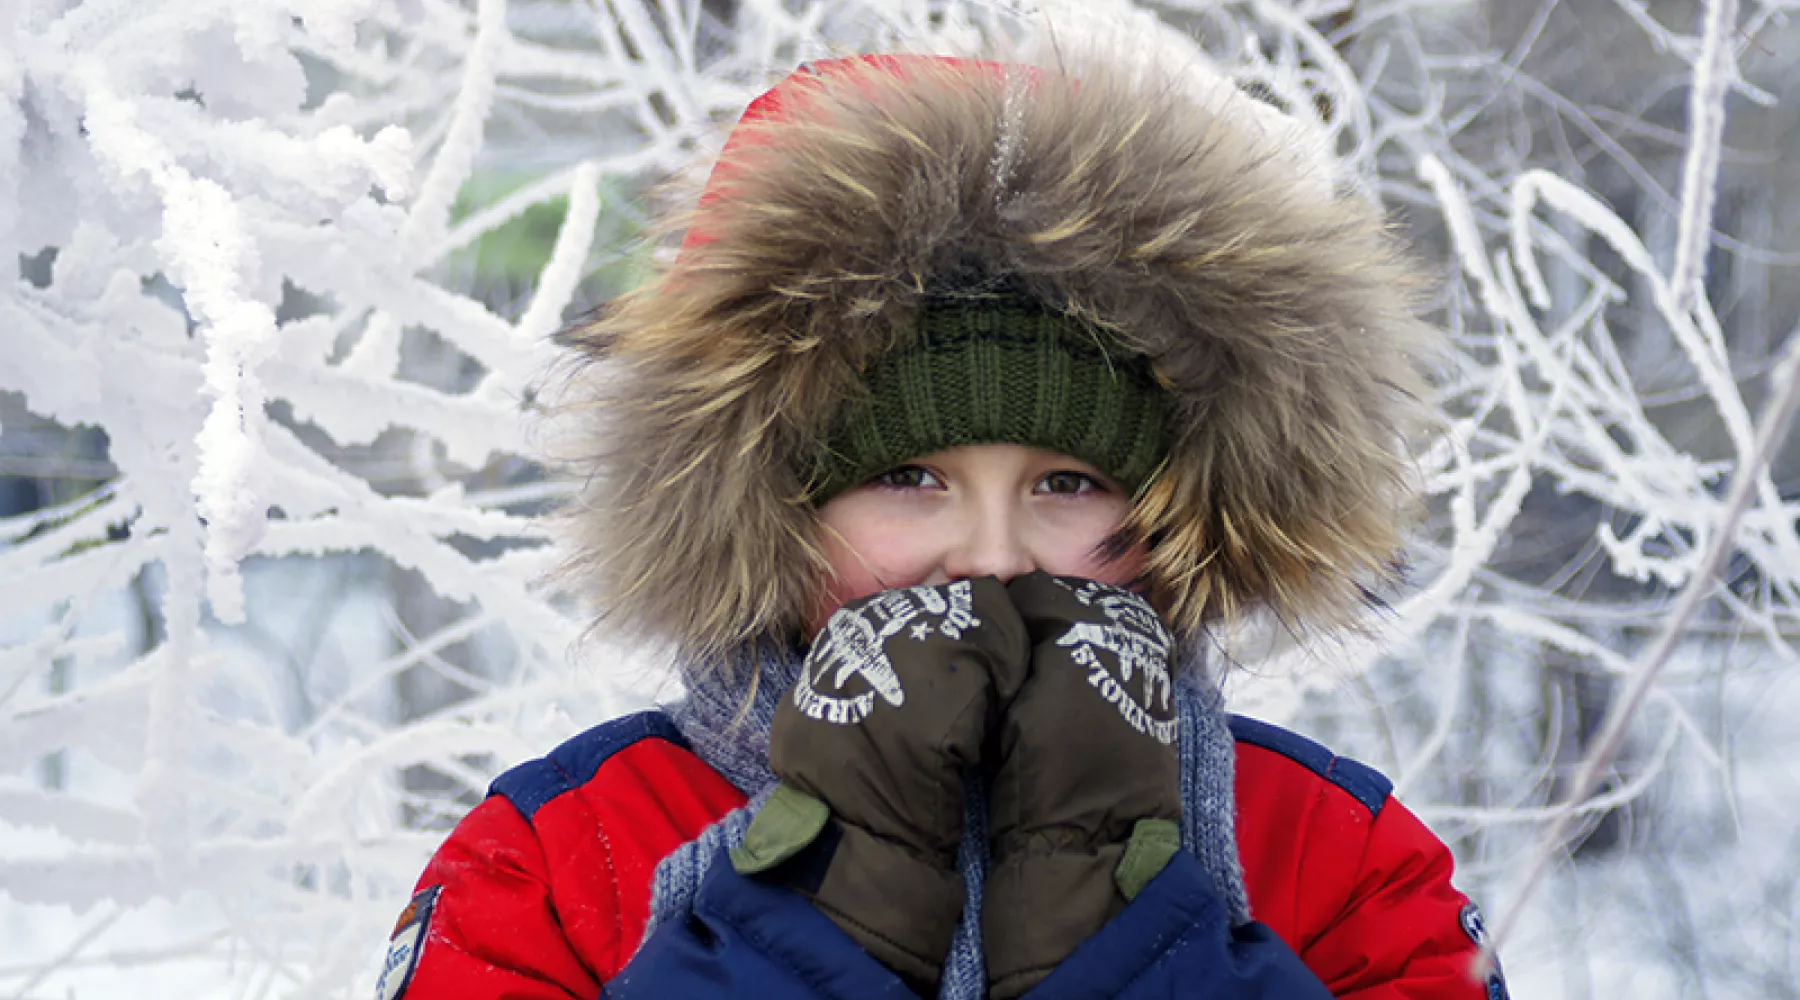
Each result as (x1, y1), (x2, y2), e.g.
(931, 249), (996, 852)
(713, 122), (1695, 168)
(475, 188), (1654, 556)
(983, 818), (1185, 999)
(983, 845), (1130, 1000)
(755, 812), (966, 995)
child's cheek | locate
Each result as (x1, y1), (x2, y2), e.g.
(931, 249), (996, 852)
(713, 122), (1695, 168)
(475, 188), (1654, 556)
(1056, 536), (1151, 592)
(1026, 490), (1148, 590)
(806, 531), (927, 637)
(808, 570), (874, 636)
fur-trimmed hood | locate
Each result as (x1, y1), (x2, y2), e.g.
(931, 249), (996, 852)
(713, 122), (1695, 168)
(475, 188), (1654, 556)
(555, 47), (1439, 666)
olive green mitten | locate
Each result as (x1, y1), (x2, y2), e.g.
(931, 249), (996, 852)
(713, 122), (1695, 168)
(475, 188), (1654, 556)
(732, 577), (1029, 996)
(984, 572), (1184, 999)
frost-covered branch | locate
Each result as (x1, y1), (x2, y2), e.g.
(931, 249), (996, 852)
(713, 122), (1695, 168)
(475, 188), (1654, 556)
(1487, 326), (1800, 964)
(4, 1), (1798, 997)
(1668, 0), (1739, 312)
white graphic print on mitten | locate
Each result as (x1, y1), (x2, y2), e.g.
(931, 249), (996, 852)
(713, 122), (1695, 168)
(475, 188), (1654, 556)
(794, 580), (982, 725)
(1054, 579), (1177, 744)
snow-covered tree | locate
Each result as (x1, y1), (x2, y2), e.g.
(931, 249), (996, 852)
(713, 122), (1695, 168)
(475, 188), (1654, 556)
(3, 1), (1797, 996)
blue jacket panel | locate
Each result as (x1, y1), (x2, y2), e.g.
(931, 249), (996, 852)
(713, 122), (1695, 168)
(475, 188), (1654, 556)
(1026, 851), (1332, 1000)
(603, 845), (915, 1000)
(606, 848), (1330, 999)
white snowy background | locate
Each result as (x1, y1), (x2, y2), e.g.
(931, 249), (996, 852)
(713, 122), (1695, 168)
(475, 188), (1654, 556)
(3, 0), (1799, 996)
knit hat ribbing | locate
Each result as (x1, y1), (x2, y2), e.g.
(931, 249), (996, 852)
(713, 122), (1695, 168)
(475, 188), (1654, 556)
(810, 295), (1170, 501)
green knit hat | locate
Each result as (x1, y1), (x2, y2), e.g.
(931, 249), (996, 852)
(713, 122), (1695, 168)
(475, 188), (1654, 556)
(809, 294), (1172, 502)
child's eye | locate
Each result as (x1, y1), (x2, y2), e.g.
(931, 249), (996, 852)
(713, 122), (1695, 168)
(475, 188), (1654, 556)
(1036, 471), (1106, 495)
(870, 465), (944, 490)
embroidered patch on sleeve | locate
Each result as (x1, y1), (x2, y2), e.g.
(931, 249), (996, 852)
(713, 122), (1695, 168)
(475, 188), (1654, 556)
(1459, 901), (1511, 1000)
(375, 885), (440, 1000)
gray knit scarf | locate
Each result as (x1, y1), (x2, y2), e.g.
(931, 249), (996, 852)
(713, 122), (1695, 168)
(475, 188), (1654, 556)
(647, 639), (1250, 999)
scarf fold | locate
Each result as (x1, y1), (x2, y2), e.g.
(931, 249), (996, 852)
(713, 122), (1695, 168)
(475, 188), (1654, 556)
(650, 639), (1248, 999)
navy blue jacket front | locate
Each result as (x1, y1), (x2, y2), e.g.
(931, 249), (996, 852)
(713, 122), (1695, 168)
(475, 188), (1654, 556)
(604, 846), (1333, 999)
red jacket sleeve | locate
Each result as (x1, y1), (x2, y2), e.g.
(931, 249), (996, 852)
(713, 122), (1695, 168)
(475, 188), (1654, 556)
(393, 796), (601, 1000)
(1233, 718), (1503, 1000)
(1300, 797), (1495, 999)
(376, 713), (749, 999)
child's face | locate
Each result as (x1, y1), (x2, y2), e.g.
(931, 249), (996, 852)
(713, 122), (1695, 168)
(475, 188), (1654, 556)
(809, 443), (1149, 635)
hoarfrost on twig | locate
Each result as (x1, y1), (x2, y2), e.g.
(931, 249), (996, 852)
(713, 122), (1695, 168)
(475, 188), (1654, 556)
(3, 1), (1797, 997)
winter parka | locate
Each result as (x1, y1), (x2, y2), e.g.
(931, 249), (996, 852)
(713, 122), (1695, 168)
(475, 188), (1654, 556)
(382, 710), (1505, 999)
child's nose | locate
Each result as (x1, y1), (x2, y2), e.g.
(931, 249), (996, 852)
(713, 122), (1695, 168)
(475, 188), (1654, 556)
(940, 509), (1037, 583)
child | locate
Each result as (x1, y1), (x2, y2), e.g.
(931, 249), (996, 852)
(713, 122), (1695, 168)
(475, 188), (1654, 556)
(374, 43), (1509, 1000)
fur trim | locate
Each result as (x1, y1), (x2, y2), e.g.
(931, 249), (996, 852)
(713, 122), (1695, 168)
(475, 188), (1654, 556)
(553, 47), (1440, 664)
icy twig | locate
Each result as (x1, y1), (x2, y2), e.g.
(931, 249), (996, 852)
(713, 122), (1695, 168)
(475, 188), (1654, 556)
(400, 0), (509, 264)
(1, 904), (122, 1000)
(1669, 0), (1739, 312)
(513, 162), (602, 347)
(80, 75), (279, 625)
(1418, 708), (1684, 825)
